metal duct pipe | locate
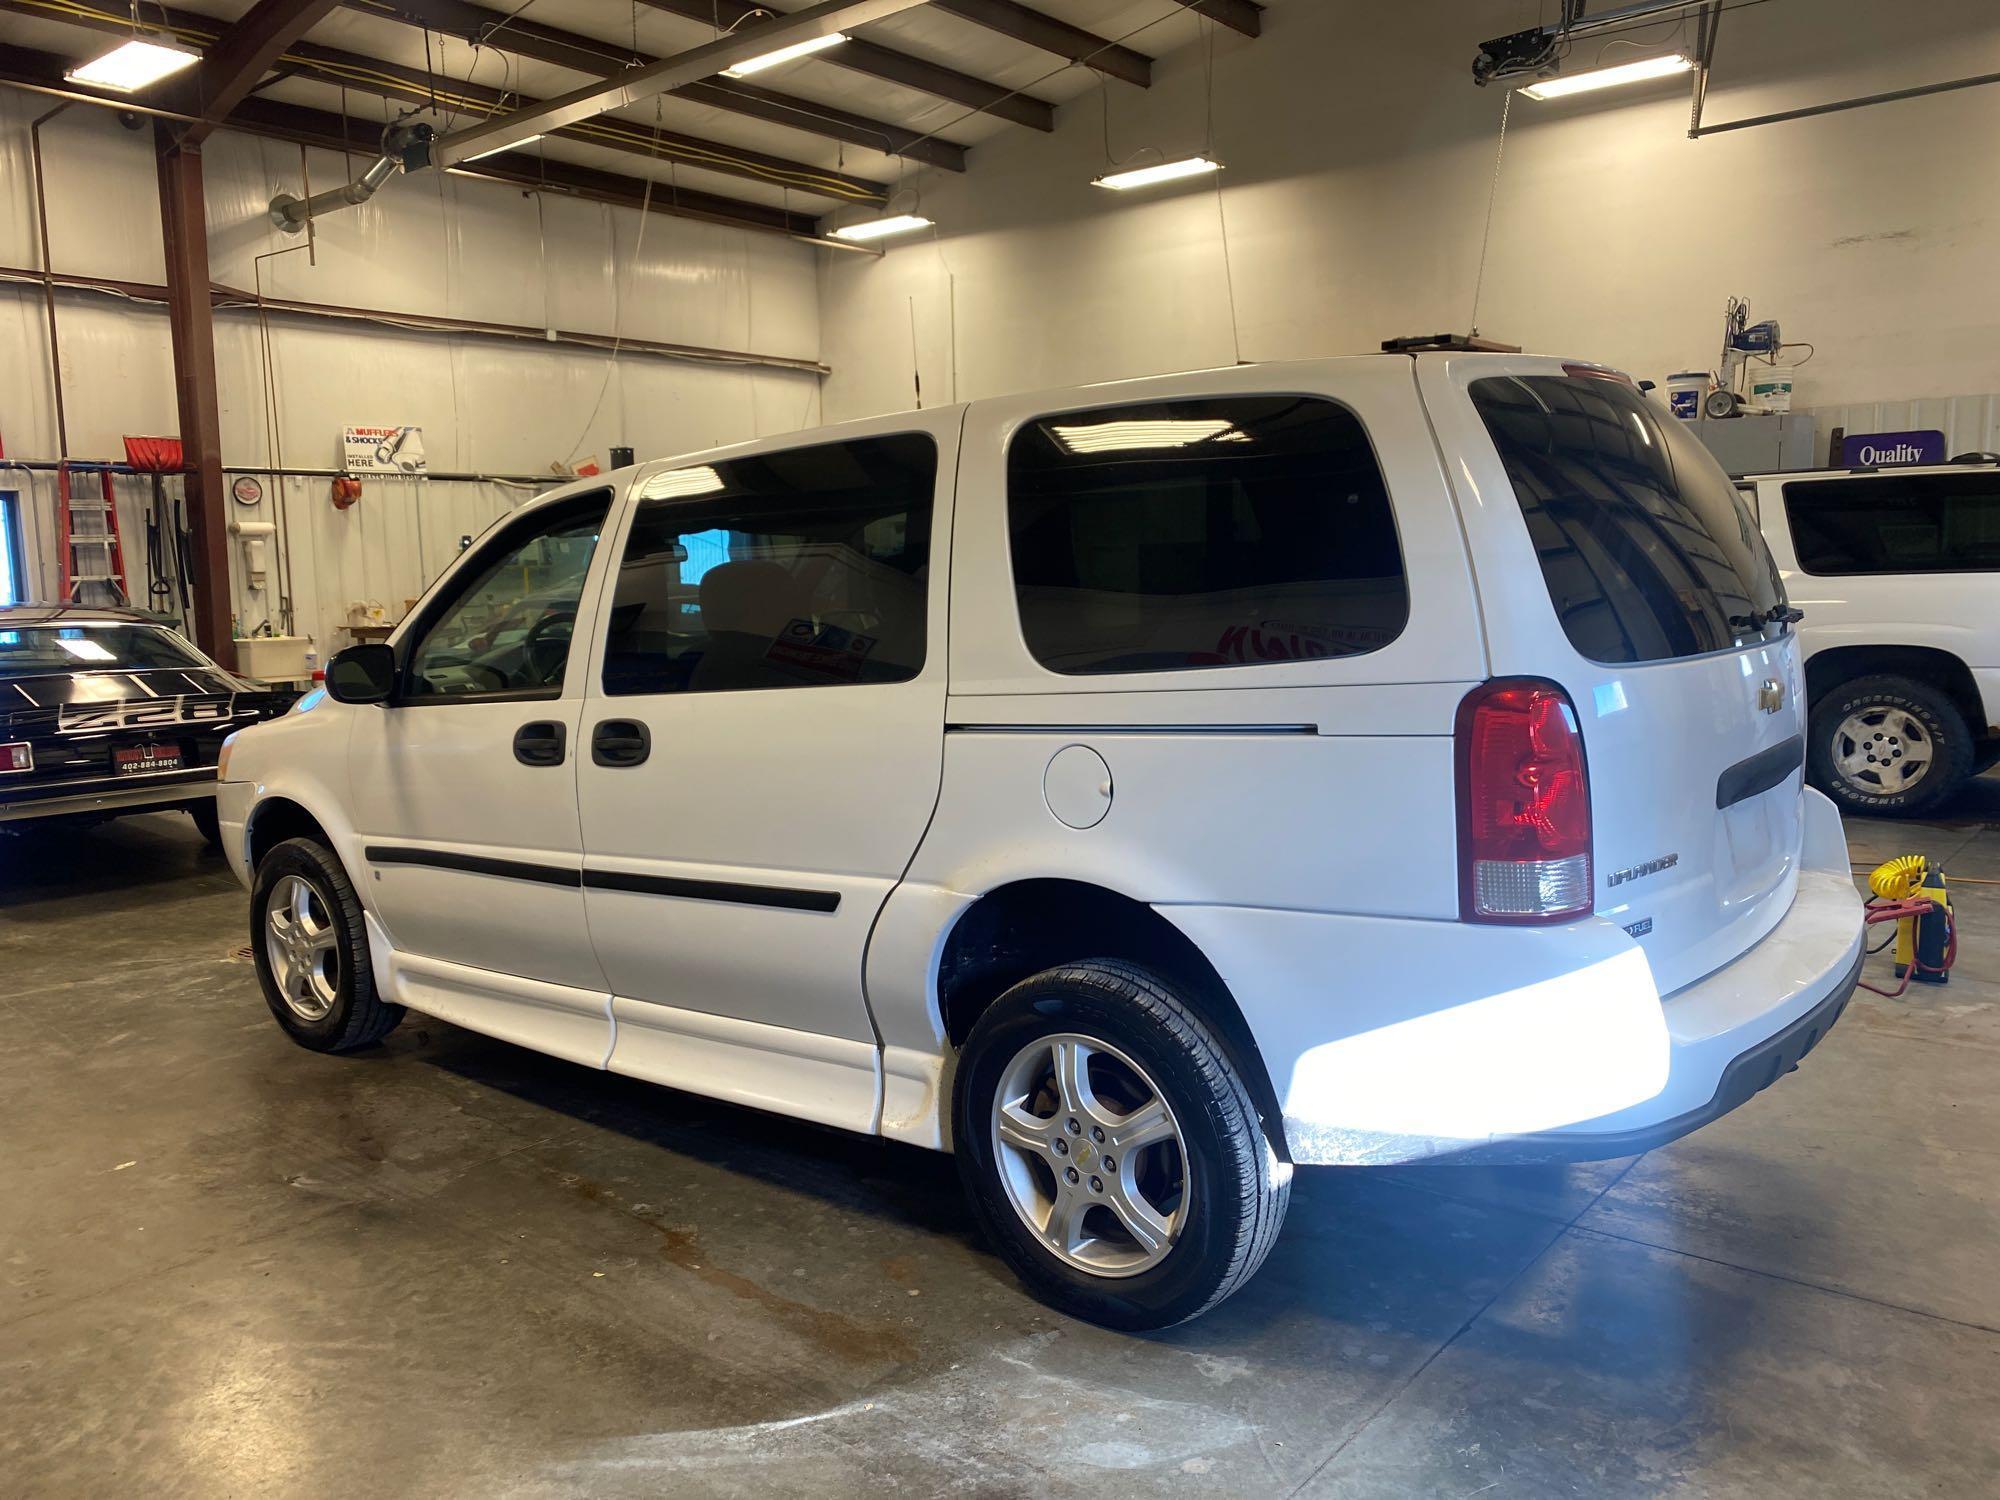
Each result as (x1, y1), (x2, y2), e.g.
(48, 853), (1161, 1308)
(266, 122), (432, 234)
(268, 151), (398, 233)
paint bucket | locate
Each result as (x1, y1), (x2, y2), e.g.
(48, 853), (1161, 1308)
(1665, 371), (1711, 420)
(1749, 364), (1795, 413)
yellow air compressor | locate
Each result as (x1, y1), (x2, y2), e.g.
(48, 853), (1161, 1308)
(1866, 855), (1956, 988)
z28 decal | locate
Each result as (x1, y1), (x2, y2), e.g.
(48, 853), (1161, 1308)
(56, 696), (239, 735)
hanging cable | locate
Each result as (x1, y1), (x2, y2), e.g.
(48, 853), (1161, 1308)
(1468, 88), (1513, 336)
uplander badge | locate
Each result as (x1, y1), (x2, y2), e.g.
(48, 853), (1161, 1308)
(1607, 853), (1680, 888)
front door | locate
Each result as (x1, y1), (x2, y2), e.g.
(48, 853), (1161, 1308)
(573, 416), (960, 1130)
(346, 488), (614, 1065)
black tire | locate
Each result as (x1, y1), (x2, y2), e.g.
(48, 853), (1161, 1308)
(952, 960), (1290, 1330)
(249, 836), (403, 1052)
(187, 798), (222, 850)
(1808, 673), (1974, 817)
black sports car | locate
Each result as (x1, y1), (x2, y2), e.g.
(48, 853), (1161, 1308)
(0, 605), (297, 846)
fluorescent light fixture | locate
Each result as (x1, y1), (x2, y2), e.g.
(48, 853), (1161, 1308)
(638, 465), (724, 499)
(1051, 419), (1249, 454)
(463, 133), (544, 162)
(827, 213), (933, 242)
(64, 37), (201, 93)
(57, 636), (115, 663)
(1518, 53), (1694, 100)
(1092, 156), (1222, 192)
(723, 32), (846, 77)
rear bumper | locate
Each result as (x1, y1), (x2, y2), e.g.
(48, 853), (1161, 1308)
(1443, 920), (1861, 1163)
(0, 769), (216, 823)
(1161, 788), (1865, 1166)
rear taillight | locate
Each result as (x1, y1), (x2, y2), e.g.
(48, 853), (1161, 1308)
(1, 742), (31, 773)
(1455, 679), (1592, 924)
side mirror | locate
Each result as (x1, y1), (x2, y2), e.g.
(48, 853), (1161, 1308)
(324, 643), (396, 704)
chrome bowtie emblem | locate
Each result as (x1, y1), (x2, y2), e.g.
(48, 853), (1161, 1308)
(1757, 678), (1784, 713)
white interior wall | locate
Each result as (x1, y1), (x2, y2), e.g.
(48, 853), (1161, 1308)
(819, 0), (2000, 422)
(0, 93), (823, 653)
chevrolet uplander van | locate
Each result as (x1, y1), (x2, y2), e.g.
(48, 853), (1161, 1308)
(218, 355), (1866, 1329)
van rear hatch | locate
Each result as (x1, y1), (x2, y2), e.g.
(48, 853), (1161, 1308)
(1422, 359), (1806, 995)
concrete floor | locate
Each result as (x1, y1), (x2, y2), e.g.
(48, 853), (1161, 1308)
(3, 786), (1998, 1499)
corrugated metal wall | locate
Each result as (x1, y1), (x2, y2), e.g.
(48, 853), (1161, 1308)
(1795, 394), (2000, 464)
(0, 94), (824, 656)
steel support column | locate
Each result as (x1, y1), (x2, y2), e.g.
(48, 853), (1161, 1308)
(154, 126), (235, 671)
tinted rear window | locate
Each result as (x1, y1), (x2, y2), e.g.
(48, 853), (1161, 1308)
(1471, 375), (1785, 664)
(1783, 472), (2000, 575)
(0, 624), (205, 677)
(1007, 395), (1408, 675)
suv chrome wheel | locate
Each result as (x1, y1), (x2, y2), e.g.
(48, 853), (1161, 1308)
(991, 1032), (1188, 1277)
(265, 873), (340, 1021)
(1830, 704), (1933, 798)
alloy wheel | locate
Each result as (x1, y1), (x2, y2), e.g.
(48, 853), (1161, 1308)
(990, 1032), (1189, 1277)
(265, 873), (341, 1021)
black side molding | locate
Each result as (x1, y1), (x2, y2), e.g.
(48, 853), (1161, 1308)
(1716, 734), (1805, 810)
(363, 845), (838, 912)
(364, 845), (581, 888)
(582, 868), (840, 913)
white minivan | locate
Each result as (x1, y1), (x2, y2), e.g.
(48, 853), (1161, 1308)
(218, 355), (1866, 1328)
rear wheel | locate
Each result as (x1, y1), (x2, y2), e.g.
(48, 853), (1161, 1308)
(250, 837), (403, 1051)
(1809, 673), (1973, 817)
(952, 960), (1290, 1330)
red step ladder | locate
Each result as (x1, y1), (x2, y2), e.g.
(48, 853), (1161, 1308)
(57, 464), (132, 607)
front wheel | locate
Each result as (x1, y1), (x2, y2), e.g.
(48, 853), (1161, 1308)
(952, 961), (1290, 1330)
(188, 798), (222, 850)
(1808, 673), (1973, 817)
(250, 837), (403, 1052)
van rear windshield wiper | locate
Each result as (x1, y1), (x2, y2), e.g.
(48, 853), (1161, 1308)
(1729, 605), (1805, 633)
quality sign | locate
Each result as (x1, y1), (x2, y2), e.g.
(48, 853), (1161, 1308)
(1839, 429), (1946, 466)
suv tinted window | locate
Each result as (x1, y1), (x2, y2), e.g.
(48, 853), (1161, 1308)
(602, 433), (935, 697)
(1471, 375), (1785, 664)
(1007, 396), (1408, 675)
(405, 497), (608, 699)
(1783, 472), (2000, 575)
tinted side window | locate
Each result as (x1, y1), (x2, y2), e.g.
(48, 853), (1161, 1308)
(1470, 375), (1785, 664)
(404, 497), (608, 700)
(602, 433), (936, 697)
(1783, 473), (2000, 575)
(1006, 396), (1408, 675)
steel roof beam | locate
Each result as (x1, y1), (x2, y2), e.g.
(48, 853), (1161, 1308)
(427, 0), (938, 169)
(628, 0), (1053, 128)
(359, 0), (967, 170)
(1, 0), (899, 193)
(928, 0), (1151, 87)
(177, 0), (345, 142)
(1185, 0), (1261, 39)
(0, 42), (824, 237)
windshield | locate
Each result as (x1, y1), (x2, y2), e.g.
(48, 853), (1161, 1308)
(1471, 375), (1787, 664)
(0, 624), (208, 678)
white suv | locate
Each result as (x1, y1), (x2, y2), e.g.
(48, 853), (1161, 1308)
(218, 356), (1865, 1329)
(1739, 460), (2000, 816)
